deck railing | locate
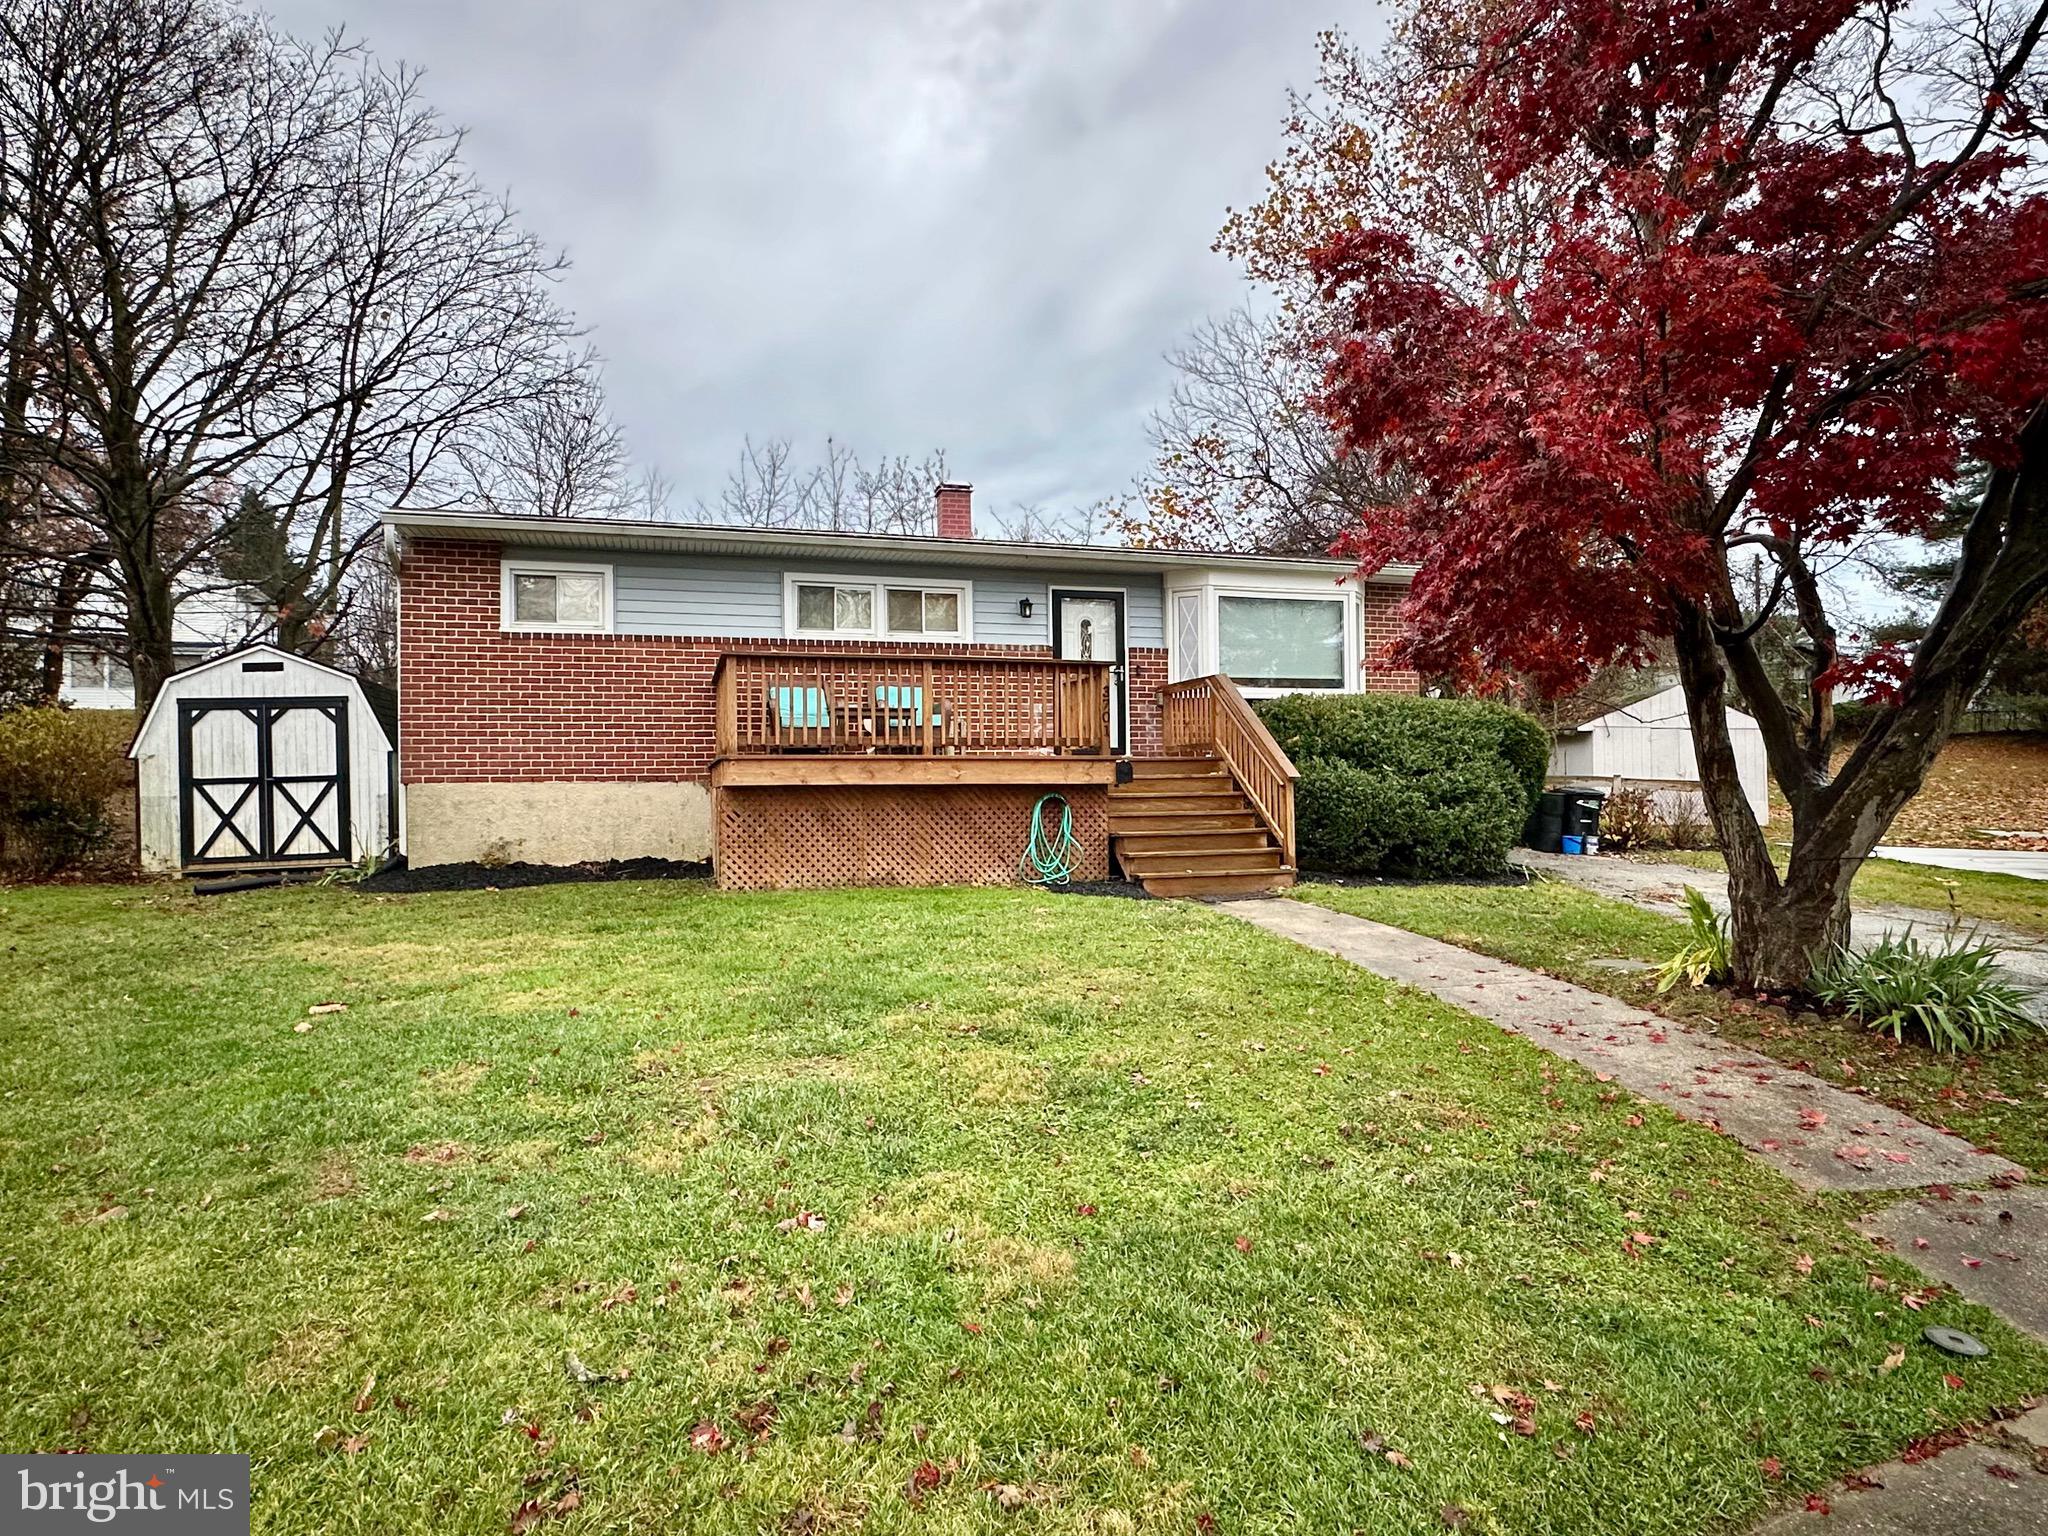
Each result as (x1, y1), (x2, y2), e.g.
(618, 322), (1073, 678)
(1159, 673), (1300, 869)
(714, 652), (1113, 758)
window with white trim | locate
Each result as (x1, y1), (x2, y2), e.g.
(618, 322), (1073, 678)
(885, 586), (962, 637)
(1218, 593), (1347, 691)
(792, 582), (874, 637)
(785, 574), (970, 640)
(500, 560), (612, 633)
(66, 648), (134, 691)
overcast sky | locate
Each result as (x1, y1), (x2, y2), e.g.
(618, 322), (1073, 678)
(258, 0), (1384, 521)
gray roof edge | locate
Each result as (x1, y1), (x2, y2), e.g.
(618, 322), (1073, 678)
(380, 508), (1418, 584)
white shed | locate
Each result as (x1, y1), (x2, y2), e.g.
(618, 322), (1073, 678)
(128, 644), (396, 874)
(1547, 682), (1770, 821)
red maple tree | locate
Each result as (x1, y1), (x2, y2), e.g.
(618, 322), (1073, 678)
(1246, 3), (2048, 986)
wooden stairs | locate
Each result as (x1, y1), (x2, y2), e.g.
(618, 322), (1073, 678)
(1110, 756), (1297, 898)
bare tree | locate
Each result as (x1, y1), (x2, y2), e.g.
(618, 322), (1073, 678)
(0, 0), (614, 707)
(1115, 308), (1409, 556)
(700, 437), (948, 534)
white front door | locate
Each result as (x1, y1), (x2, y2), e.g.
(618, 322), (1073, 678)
(1052, 590), (1125, 753)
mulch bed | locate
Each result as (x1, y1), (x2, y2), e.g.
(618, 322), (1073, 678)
(1040, 878), (1153, 900)
(357, 857), (710, 894)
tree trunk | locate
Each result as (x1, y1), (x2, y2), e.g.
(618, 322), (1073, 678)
(37, 559), (94, 704)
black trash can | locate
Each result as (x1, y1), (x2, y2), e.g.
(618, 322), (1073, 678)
(1559, 789), (1606, 853)
(1522, 789), (1569, 853)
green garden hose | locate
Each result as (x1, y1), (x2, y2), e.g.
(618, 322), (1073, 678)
(1018, 793), (1082, 886)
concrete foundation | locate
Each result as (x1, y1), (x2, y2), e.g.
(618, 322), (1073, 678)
(403, 781), (712, 867)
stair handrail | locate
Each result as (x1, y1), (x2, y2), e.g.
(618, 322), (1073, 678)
(1158, 674), (1299, 870)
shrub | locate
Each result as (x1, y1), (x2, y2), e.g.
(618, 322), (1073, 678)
(1659, 794), (1714, 850)
(1256, 693), (1547, 877)
(0, 707), (133, 874)
(1599, 785), (1660, 852)
(1655, 887), (1732, 992)
(1812, 932), (2041, 1053)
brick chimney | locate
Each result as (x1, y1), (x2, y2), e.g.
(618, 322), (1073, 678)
(935, 482), (973, 539)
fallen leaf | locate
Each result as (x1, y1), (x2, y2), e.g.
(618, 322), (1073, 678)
(505, 1204), (528, 1221)
(690, 1420), (728, 1455)
(1943, 1373), (1965, 1390)
(1880, 1344), (1907, 1374)
(1760, 1456), (1783, 1481)
(352, 1373), (376, 1413)
(340, 1432), (369, 1456)
(989, 1483), (1027, 1512)
(1233, 1235), (1253, 1254)
(1804, 1495), (1831, 1514)
(308, 1002), (348, 1016)
(1794, 1255), (1815, 1275)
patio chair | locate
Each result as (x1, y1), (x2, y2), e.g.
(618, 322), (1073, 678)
(873, 684), (945, 751)
(769, 685), (836, 750)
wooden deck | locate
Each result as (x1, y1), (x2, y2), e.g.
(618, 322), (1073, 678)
(709, 651), (1298, 897)
(714, 652), (1113, 760)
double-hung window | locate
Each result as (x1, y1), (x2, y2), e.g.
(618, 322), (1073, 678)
(501, 560), (613, 633)
(786, 575), (969, 641)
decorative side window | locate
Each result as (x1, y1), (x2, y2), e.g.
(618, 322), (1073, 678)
(500, 560), (613, 633)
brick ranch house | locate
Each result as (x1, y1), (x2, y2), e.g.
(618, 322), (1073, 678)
(384, 486), (1418, 895)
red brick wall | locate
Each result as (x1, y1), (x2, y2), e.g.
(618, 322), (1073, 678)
(1362, 584), (1423, 693)
(399, 539), (1174, 782)
(1125, 647), (1167, 756)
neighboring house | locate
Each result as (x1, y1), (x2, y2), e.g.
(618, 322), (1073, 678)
(1546, 681), (1770, 821)
(383, 484), (1419, 893)
(57, 586), (274, 710)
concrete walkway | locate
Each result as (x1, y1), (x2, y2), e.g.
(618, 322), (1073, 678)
(1223, 897), (2024, 1193)
(1513, 849), (2048, 1011)
(1750, 1404), (2048, 1535)
(1875, 845), (2048, 883)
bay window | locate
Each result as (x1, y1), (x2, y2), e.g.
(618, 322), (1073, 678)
(1217, 593), (1347, 691)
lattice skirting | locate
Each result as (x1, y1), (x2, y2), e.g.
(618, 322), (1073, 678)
(715, 784), (1110, 890)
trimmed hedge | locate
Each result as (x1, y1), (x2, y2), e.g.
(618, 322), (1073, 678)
(0, 707), (133, 874)
(1256, 693), (1550, 877)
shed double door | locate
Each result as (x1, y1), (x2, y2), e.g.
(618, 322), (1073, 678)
(178, 698), (351, 869)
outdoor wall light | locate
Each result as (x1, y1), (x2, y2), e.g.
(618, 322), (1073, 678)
(1018, 597), (1035, 619)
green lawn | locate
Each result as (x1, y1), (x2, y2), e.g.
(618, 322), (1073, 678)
(1625, 849), (2048, 940)
(1293, 877), (2048, 1177)
(3, 880), (2043, 1535)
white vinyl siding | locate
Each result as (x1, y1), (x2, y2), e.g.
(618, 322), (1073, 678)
(510, 548), (1165, 648)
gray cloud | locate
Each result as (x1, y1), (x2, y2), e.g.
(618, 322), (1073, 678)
(262, 0), (1385, 515)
